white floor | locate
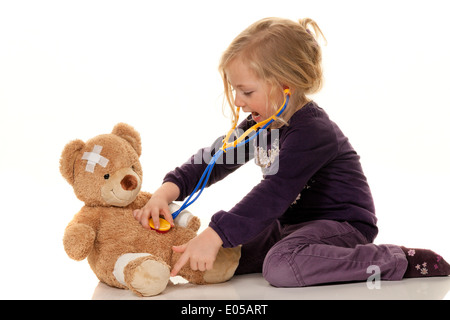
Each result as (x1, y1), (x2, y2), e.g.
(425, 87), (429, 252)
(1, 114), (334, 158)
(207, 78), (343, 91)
(92, 274), (450, 300)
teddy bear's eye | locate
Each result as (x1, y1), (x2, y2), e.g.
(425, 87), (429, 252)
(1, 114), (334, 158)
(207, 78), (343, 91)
(104, 174), (110, 180)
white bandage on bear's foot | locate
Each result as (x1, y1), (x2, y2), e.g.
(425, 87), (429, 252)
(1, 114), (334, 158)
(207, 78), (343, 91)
(113, 253), (171, 296)
(169, 203), (193, 228)
(113, 253), (151, 286)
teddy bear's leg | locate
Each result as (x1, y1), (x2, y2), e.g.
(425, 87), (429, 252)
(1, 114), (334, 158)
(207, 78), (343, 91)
(203, 246), (241, 284)
(113, 253), (170, 297)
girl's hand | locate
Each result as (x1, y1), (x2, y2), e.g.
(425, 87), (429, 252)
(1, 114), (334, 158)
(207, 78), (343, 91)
(171, 227), (223, 276)
(133, 182), (180, 230)
(133, 195), (174, 229)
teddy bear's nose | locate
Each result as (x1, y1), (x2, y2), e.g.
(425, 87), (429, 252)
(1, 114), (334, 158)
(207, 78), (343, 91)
(121, 175), (138, 191)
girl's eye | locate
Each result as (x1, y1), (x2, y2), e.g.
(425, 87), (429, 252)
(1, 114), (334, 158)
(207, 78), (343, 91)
(244, 91), (253, 96)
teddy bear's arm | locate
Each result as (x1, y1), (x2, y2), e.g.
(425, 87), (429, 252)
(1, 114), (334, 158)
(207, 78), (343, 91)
(63, 207), (99, 261)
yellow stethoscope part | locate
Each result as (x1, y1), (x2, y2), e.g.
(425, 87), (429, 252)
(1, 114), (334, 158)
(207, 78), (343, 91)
(149, 218), (171, 233)
(221, 88), (291, 151)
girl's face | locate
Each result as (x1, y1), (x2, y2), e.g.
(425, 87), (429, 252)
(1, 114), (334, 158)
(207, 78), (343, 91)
(226, 58), (281, 123)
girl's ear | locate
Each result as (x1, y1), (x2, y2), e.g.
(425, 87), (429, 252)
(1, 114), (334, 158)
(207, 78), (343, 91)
(111, 123), (142, 157)
(60, 139), (85, 186)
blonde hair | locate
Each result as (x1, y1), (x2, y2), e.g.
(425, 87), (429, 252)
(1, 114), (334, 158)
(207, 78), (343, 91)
(219, 17), (326, 128)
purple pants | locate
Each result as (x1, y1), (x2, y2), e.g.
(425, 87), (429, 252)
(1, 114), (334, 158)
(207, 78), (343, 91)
(235, 219), (408, 287)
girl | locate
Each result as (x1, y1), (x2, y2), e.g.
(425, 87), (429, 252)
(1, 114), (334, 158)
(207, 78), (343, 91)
(133, 17), (449, 287)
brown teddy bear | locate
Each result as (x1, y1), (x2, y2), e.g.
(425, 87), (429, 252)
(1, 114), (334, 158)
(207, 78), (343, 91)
(60, 123), (241, 297)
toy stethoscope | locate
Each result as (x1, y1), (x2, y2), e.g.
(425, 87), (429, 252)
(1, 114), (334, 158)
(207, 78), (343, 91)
(149, 88), (291, 232)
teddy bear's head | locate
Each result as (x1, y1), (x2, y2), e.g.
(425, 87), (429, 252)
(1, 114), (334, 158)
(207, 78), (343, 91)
(60, 123), (143, 207)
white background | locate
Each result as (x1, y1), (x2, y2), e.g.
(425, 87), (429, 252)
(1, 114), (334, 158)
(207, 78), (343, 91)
(0, 0), (449, 299)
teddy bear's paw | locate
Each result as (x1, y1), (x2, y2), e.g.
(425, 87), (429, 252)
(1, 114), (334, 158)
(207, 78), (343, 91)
(169, 203), (200, 232)
(186, 216), (201, 232)
(124, 255), (170, 297)
(63, 223), (96, 261)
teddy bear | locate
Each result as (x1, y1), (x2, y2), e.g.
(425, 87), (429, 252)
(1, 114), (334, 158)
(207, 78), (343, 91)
(60, 122), (241, 297)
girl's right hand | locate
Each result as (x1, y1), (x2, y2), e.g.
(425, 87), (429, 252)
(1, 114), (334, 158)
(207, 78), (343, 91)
(133, 195), (174, 230)
(132, 182), (180, 230)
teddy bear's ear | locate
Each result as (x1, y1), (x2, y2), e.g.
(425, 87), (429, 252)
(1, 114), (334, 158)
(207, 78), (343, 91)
(60, 139), (85, 186)
(112, 123), (142, 157)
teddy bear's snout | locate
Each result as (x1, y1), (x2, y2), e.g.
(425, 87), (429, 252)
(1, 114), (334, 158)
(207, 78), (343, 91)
(121, 175), (138, 191)
(101, 170), (141, 206)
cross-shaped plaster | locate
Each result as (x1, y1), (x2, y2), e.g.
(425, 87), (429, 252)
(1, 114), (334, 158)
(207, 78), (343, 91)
(81, 145), (109, 173)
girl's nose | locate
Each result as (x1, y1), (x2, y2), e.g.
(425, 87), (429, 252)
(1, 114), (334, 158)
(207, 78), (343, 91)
(234, 94), (245, 108)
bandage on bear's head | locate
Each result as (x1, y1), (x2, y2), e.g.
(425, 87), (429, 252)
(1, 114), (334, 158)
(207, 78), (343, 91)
(81, 145), (109, 173)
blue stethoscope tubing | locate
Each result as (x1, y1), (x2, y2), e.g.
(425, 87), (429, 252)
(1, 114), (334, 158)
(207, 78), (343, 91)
(171, 92), (290, 219)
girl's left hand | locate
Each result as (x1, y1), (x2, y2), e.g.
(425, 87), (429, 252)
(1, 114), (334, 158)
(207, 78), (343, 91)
(171, 227), (223, 276)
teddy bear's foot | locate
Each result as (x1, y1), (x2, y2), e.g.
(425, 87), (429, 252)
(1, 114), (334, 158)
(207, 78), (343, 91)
(114, 253), (170, 297)
(203, 246), (241, 284)
(126, 256), (170, 297)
